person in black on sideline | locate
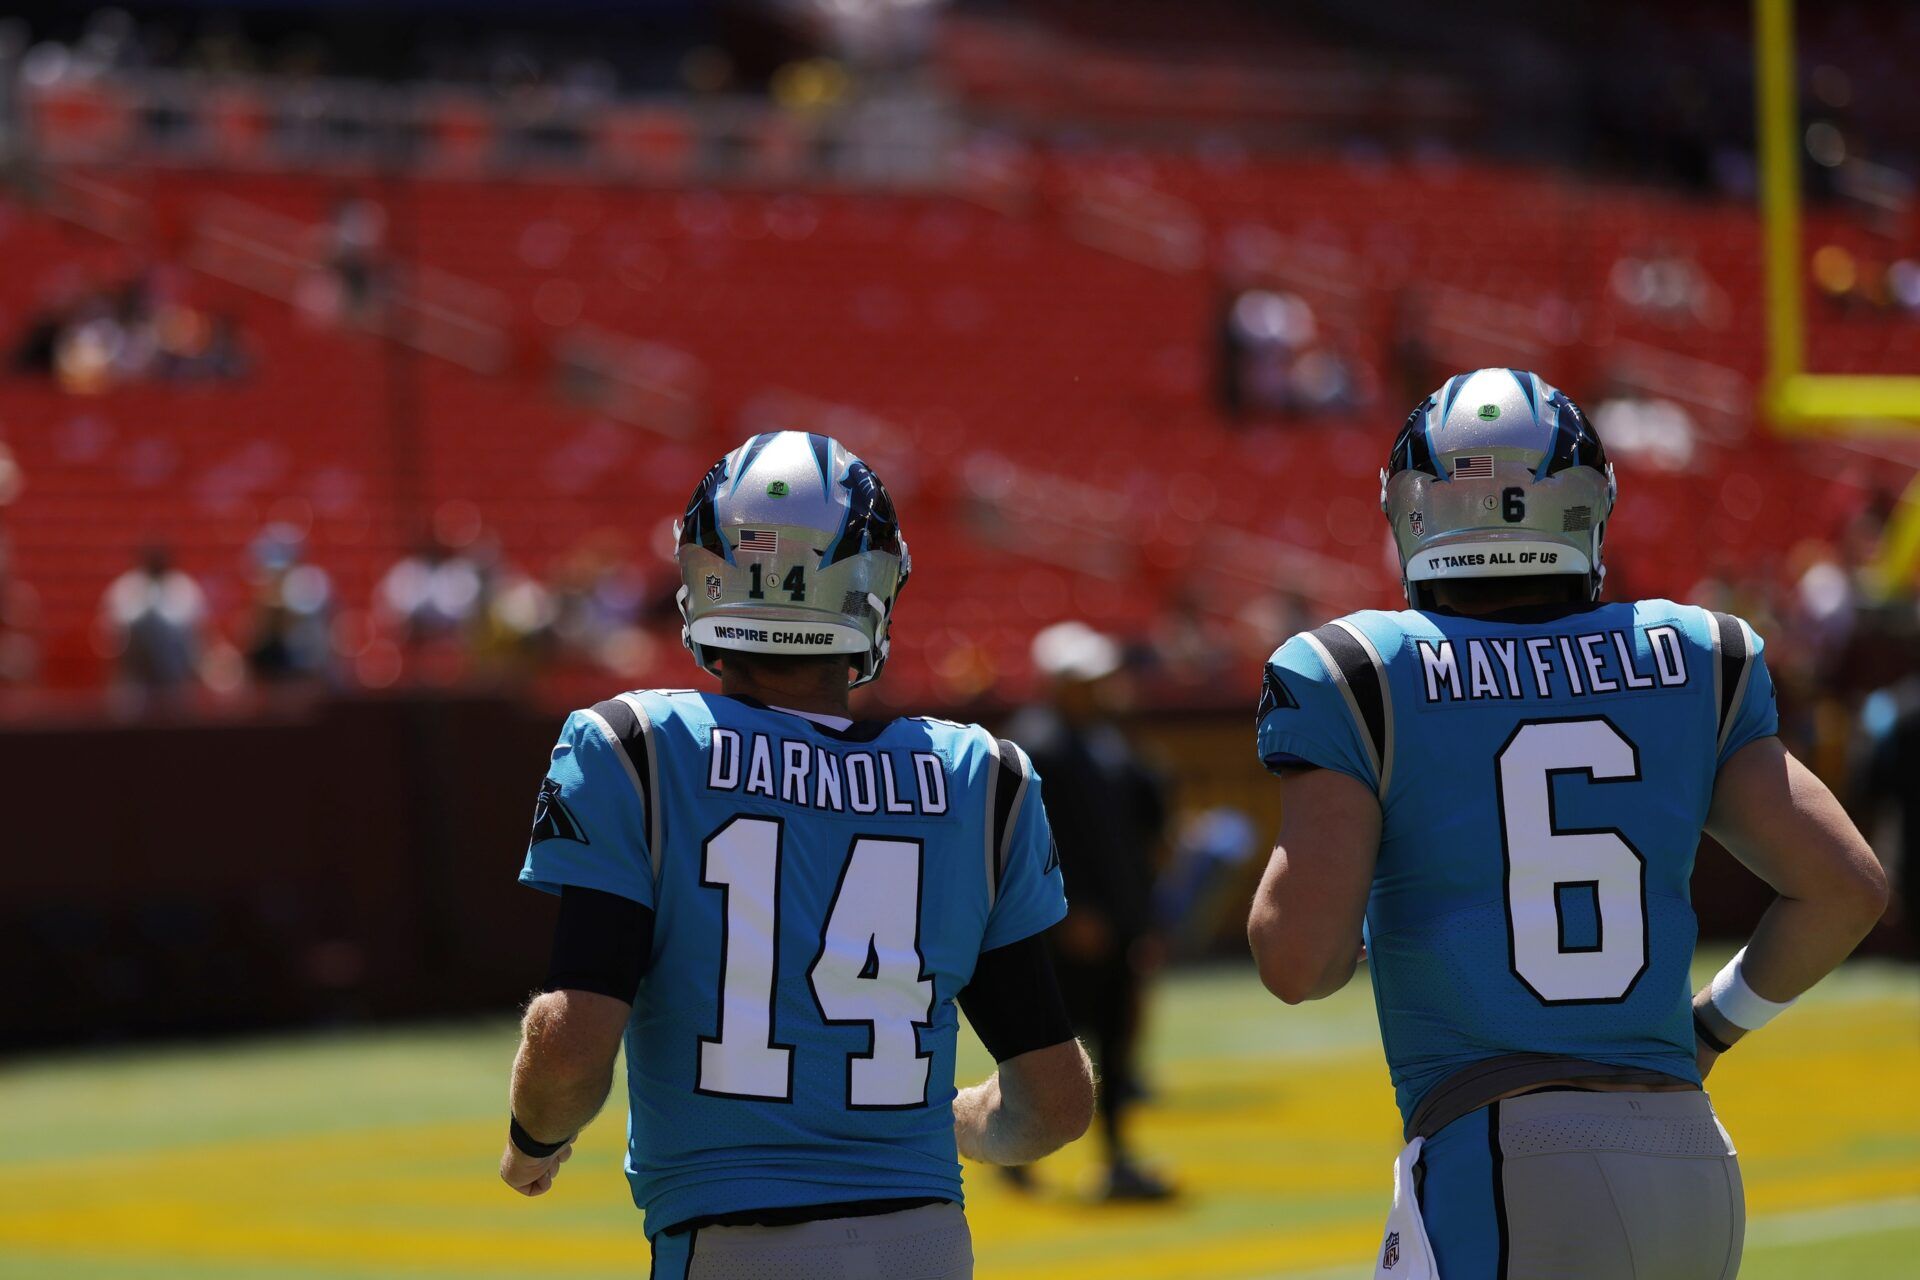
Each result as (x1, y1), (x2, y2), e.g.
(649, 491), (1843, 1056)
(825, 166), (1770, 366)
(1005, 622), (1176, 1201)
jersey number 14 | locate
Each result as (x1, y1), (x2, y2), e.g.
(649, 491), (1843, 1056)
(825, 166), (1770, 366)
(697, 815), (935, 1108)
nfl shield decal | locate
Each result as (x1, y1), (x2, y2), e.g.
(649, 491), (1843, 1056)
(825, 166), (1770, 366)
(706, 573), (723, 602)
(1382, 1230), (1400, 1269)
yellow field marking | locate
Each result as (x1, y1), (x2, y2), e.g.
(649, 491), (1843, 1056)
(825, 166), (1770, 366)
(4, 992), (1913, 1277)
(978, 1223), (1381, 1280)
(0, 1208), (654, 1270)
(1747, 1195), (1920, 1248)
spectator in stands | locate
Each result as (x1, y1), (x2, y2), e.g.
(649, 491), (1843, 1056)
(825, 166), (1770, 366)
(468, 539), (558, 675)
(1005, 622), (1176, 1201)
(376, 538), (484, 648)
(10, 269), (248, 392)
(1389, 286), (1435, 411)
(100, 544), (208, 697)
(1609, 242), (1724, 328)
(47, 288), (129, 395)
(162, 311), (253, 381)
(1152, 582), (1235, 687)
(547, 534), (661, 675)
(243, 525), (334, 685)
(1214, 276), (1249, 419)
(321, 194), (389, 324)
(0, 439), (22, 508)
(0, 530), (39, 687)
(10, 298), (65, 376)
(1215, 284), (1356, 421)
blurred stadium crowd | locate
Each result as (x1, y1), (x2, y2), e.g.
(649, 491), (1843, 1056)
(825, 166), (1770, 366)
(0, 11), (1914, 700)
(0, 0), (1915, 1029)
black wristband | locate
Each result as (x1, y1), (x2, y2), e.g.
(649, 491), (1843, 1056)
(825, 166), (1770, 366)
(509, 1115), (573, 1159)
(1693, 1011), (1734, 1056)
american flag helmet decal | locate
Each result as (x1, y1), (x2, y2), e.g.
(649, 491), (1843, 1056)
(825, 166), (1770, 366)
(734, 529), (779, 555)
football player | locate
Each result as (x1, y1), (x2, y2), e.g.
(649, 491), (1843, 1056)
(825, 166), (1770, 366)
(1247, 370), (1888, 1279)
(499, 432), (1094, 1279)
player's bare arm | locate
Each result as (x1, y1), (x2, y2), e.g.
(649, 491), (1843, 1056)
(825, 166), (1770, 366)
(500, 988), (629, 1196)
(1693, 735), (1889, 1074)
(952, 1038), (1095, 1166)
(1246, 766), (1380, 1005)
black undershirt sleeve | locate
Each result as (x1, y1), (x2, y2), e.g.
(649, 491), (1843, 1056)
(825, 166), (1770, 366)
(543, 884), (655, 1004)
(957, 930), (1075, 1063)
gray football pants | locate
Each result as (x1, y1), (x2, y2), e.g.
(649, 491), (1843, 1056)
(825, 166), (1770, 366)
(1416, 1090), (1745, 1279)
(657, 1202), (973, 1280)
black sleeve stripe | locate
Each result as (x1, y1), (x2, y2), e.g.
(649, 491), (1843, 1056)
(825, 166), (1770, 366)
(1707, 612), (1752, 754)
(1307, 621), (1390, 790)
(586, 695), (662, 884)
(591, 697), (653, 819)
(990, 737), (1029, 890)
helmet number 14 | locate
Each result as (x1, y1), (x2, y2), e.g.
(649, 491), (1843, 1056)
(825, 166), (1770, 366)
(746, 563), (808, 602)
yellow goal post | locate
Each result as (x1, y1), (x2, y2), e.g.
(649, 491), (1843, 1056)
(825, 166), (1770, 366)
(1754, 0), (1920, 594)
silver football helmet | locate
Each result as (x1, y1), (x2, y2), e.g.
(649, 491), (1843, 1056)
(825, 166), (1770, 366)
(676, 431), (910, 687)
(1381, 368), (1615, 609)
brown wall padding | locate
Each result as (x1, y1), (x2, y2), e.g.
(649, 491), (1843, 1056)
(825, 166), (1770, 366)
(0, 696), (1875, 1051)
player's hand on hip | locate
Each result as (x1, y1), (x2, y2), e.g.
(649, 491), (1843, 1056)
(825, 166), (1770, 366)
(500, 1140), (572, 1196)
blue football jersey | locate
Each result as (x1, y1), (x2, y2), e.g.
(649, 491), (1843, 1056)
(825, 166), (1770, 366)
(521, 691), (1066, 1237)
(1257, 600), (1777, 1129)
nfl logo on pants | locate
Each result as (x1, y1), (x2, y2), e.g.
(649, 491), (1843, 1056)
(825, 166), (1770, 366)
(1382, 1231), (1401, 1269)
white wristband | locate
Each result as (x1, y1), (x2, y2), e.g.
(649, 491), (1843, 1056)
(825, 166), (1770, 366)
(1706, 947), (1797, 1032)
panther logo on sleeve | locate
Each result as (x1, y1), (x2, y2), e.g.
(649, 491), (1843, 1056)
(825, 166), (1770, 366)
(531, 777), (589, 845)
(1257, 666), (1301, 721)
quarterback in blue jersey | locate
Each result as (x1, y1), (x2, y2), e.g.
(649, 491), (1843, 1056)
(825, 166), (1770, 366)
(1247, 370), (1887, 1280)
(499, 432), (1093, 1279)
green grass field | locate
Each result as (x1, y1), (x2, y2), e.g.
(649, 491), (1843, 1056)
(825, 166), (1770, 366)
(4, 956), (1916, 1278)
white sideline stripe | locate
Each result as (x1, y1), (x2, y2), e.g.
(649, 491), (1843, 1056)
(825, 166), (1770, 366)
(1240, 1196), (1920, 1279)
(1747, 1194), (1920, 1249)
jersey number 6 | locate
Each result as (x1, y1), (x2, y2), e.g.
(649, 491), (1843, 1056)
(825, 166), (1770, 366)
(1497, 718), (1650, 1005)
(697, 815), (935, 1108)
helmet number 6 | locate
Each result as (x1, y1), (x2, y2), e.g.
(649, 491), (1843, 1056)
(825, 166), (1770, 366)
(1501, 487), (1527, 523)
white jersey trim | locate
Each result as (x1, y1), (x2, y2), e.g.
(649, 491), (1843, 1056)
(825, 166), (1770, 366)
(1298, 630), (1385, 799)
(614, 691), (666, 886)
(1330, 617), (1395, 800)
